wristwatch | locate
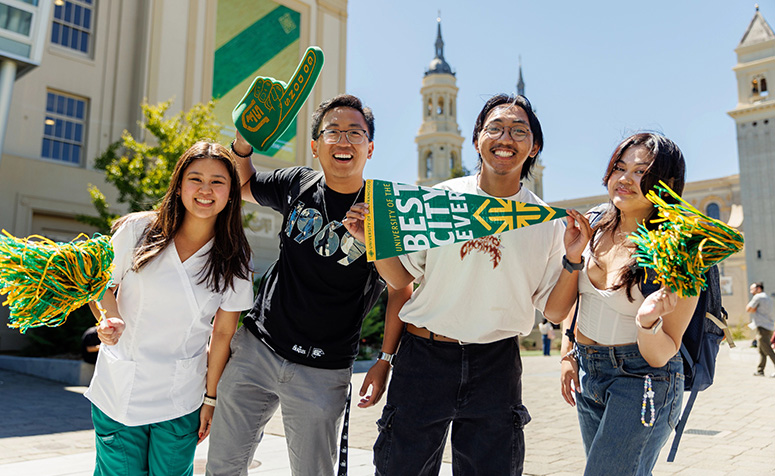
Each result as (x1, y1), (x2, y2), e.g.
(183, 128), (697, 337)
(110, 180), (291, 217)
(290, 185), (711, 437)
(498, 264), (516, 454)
(377, 351), (395, 365)
(562, 255), (585, 273)
(636, 316), (663, 334)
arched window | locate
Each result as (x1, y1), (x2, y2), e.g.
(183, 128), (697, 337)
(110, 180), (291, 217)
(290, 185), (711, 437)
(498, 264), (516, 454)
(705, 202), (720, 220)
(450, 151), (457, 172)
(753, 76), (769, 97)
(426, 98), (432, 117)
(762, 77), (769, 96)
(437, 97), (444, 115)
(425, 151), (433, 178)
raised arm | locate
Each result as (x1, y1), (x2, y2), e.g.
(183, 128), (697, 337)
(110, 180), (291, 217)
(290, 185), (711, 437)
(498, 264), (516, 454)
(636, 290), (699, 368)
(231, 130), (258, 204)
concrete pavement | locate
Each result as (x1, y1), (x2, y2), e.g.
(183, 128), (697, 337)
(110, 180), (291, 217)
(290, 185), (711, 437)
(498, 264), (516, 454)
(0, 345), (773, 475)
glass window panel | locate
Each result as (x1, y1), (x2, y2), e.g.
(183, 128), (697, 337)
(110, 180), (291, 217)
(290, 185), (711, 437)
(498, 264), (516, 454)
(56, 96), (65, 114)
(52, 141), (61, 159)
(54, 119), (63, 137)
(70, 27), (78, 49)
(44, 119), (53, 136)
(76, 101), (84, 119)
(66, 97), (75, 117)
(79, 31), (87, 52)
(64, 2), (72, 23)
(51, 21), (60, 43)
(65, 121), (73, 140)
(61, 25), (70, 47)
(54, 4), (63, 20)
(83, 8), (90, 29)
(74, 5), (82, 26)
(46, 93), (54, 112)
(62, 143), (71, 162)
(74, 123), (82, 142)
(72, 145), (81, 163)
(42, 138), (51, 157)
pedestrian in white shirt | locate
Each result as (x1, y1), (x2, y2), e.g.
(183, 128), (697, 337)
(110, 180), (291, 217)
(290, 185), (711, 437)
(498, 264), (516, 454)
(85, 141), (253, 475)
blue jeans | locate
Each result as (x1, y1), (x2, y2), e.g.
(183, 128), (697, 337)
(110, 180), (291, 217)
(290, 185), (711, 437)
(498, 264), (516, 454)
(373, 333), (531, 476)
(542, 335), (551, 356)
(575, 343), (683, 476)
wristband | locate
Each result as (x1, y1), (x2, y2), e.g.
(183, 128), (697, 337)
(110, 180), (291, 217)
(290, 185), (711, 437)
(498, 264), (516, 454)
(230, 140), (253, 158)
(562, 255), (585, 273)
(636, 315), (663, 334)
(377, 351), (395, 365)
(203, 395), (217, 406)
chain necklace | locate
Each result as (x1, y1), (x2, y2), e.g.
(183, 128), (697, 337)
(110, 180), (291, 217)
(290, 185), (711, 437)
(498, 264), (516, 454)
(316, 182), (365, 256)
(320, 181), (365, 226)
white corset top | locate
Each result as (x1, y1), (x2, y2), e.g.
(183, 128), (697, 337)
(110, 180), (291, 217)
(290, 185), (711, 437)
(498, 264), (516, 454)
(576, 250), (645, 345)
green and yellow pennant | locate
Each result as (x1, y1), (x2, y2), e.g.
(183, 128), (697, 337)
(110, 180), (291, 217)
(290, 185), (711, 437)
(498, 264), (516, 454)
(364, 180), (568, 261)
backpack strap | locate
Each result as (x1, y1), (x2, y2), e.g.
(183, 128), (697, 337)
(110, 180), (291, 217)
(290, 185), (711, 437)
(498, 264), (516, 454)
(667, 372), (701, 462)
(336, 384), (352, 475)
(707, 308), (735, 348)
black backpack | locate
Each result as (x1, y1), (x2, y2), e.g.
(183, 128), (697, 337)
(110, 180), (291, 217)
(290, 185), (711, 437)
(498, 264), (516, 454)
(573, 204), (734, 462)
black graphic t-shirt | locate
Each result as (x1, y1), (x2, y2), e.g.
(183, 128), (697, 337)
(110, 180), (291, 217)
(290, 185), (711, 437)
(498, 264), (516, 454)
(244, 167), (382, 369)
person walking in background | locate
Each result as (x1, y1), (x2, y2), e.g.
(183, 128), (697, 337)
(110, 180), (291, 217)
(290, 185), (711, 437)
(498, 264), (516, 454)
(539, 318), (554, 356)
(747, 282), (775, 377)
(86, 141), (254, 476)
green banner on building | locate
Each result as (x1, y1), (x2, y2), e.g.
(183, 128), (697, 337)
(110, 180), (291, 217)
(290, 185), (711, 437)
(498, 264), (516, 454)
(364, 179), (568, 261)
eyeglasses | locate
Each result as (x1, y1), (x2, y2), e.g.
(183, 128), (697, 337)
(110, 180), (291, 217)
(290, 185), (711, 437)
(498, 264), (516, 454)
(319, 129), (369, 145)
(482, 124), (531, 142)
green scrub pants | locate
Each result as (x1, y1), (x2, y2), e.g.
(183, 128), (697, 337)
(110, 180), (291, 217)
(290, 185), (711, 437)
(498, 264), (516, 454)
(91, 404), (199, 476)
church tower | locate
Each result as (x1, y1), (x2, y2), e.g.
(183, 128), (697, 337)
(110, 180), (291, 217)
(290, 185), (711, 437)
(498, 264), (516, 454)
(728, 5), (775, 288)
(516, 58), (545, 198)
(416, 16), (464, 187)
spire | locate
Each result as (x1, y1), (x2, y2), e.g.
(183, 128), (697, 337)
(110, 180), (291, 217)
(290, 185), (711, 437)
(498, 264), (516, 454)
(517, 56), (525, 96)
(738, 5), (775, 48)
(426, 13), (453, 76)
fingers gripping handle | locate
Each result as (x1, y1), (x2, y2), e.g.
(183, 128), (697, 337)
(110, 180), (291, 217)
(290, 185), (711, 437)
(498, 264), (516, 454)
(233, 47), (324, 152)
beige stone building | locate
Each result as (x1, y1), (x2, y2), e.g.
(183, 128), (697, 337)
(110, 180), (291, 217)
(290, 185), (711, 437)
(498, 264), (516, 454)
(0, 0), (348, 351)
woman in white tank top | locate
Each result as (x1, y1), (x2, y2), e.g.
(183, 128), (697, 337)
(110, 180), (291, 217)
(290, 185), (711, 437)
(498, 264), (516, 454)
(554, 133), (700, 476)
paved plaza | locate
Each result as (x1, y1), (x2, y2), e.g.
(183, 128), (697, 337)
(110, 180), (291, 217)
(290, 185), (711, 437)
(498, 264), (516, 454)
(0, 345), (773, 475)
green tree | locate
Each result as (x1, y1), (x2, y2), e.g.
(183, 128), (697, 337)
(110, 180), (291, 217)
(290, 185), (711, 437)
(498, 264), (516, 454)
(450, 164), (471, 178)
(79, 100), (223, 233)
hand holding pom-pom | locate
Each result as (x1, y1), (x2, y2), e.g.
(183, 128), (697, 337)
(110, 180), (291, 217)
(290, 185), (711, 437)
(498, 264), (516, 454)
(97, 317), (125, 346)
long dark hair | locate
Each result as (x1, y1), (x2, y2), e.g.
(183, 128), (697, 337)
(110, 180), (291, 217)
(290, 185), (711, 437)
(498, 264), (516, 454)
(114, 141), (251, 293)
(591, 133), (686, 300)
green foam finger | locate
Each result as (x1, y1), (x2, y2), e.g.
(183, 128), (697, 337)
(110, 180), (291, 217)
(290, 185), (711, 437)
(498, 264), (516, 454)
(233, 46), (324, 151)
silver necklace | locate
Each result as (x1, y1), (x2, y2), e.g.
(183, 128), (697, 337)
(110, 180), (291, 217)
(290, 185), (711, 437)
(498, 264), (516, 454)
(320, 181), (365, 225)
(316, 181), (364, 256)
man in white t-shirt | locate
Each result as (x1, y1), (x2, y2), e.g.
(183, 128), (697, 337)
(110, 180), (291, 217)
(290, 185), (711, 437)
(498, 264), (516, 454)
(344, 94), (589, 475)
(747, 281), (775, 377)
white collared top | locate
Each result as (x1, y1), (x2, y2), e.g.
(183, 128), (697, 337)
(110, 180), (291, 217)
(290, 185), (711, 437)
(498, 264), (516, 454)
(85, 214), (253, 426)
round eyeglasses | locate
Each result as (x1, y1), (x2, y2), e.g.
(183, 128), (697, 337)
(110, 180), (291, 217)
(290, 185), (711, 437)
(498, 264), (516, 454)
(319, 129), (369, 145)
(482, 125), (530, 142)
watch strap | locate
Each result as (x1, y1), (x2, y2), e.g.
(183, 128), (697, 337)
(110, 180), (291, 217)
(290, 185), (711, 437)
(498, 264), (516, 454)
(377, 351), (394, 365)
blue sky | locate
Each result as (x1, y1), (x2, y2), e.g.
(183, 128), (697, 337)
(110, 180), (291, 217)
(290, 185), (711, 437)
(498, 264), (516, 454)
(345, 1), (763, 202)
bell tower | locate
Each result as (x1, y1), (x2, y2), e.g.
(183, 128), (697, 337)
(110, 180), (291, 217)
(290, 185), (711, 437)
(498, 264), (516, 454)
(416, 15), (464, 187)
(728, 5), (775, 287)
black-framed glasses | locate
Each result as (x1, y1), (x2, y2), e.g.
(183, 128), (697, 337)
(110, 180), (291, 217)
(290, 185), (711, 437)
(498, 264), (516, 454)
(319, 129), (369, 145)
(482, 124), (531, 142)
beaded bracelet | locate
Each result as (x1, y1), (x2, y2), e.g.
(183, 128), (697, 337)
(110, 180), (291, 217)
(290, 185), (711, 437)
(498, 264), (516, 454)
(230, 140), (253, 158)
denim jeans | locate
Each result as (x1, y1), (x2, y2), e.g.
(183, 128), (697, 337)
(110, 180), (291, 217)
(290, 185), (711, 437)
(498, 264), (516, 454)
(373, 333), (531, 476)
(575, 343), (684, 476)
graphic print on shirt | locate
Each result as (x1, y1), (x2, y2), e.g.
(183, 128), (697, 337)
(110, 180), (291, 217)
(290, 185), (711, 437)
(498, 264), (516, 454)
(284, 200), (366, 265)
(460, 235), (503, 268)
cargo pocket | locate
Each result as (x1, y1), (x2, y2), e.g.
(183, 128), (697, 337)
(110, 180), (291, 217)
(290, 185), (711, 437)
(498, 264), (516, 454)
(373, 404), (398, 473)
(94, 432), (131, 476)
(511, 404), (531, 474)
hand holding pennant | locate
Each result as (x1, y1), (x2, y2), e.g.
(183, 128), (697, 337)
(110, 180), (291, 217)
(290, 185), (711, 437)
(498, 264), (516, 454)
(233, 47), (324, 151)
(363, 179), (569, 261)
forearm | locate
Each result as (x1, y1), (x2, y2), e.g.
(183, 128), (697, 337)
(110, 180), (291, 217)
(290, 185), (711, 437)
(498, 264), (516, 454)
(381, 284), (412, 354)
(637, 295), (698, 368)
(98, 288), (121, 320)
(206, 311), (239, 397)
(543, 270), (580, 324)
(559, 304), (576, 355)
(375, 257), (415, 290)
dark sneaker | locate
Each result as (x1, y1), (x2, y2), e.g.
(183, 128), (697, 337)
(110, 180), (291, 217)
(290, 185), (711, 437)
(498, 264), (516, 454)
(753, 371), (765, 376)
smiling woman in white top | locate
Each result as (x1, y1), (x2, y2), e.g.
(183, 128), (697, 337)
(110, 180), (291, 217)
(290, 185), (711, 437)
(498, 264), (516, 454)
(84, 141), (253, 476)
(556, 133), (700, 476)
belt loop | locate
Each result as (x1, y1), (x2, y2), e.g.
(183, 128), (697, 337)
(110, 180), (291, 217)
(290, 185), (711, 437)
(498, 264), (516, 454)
(609, 346), (617, 367)
(430, 331), (436, 343)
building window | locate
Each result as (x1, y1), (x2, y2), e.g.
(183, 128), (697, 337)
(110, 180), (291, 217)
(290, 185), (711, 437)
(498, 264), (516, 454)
(437, 97), (444, 115)
(425, 151), (433, 178)
(50, 0), (93, 54)
(705, 202), (720, 220)
(42, 91), (87, 165)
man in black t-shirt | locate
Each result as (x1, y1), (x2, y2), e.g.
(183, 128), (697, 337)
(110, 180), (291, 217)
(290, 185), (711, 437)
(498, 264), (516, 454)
(206, 95), (411, 476)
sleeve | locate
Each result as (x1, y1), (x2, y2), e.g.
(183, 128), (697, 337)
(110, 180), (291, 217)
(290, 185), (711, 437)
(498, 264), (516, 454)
(398, 250), (427, 281)
(531, 220), (566, 313)
(109, 218), (141, 287)
(219, 273), (255, 312)
(249, 167), (306, 213)
(748, 295), (760, 310)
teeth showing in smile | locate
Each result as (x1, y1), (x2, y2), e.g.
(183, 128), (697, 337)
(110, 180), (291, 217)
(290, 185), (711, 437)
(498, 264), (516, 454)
(196, 198), (214, 204)
(493, 150), (514, 158)
(333, 153), (353, 160)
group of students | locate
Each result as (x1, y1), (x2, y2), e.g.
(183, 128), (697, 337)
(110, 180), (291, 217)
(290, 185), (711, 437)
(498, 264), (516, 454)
(85, 92), (698, 476)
